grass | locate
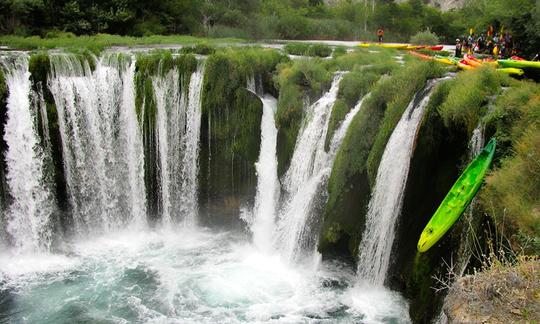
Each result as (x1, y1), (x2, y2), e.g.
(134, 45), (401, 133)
(480, 80), (540, 250)
(438, 67), (509, 136)
(0, 34), (244, 55)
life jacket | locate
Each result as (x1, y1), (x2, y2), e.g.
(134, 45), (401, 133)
(377, 29), (384, 36)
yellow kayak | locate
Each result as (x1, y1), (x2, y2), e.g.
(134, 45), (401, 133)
(497, 67), (524, 76)
(357, 43), (409, 50)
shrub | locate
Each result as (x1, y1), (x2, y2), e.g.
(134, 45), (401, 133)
(410, 29), (440, 45)
(284, 42), (311, 56)
(180, 42), (216, 55)
(306, 44), (332, 57)
(438, 67), (508, 135)
(480, 81), (540, 249)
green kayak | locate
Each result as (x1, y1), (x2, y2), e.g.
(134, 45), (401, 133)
(497, 59), (540, 70)
(417, 138), (496, 253)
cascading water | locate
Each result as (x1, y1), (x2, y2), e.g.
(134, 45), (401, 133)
(275, 73), (370, 262)
(0, 50), (414, 324)
(49, 53), (147, 234)
(245, 78), (280, 252)
(1, 55), (56, 252)
(153, 62), (205, 227)
(357, 79), (441, 285)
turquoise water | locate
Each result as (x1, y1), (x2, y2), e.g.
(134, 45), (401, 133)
(0, 228), (410, 323)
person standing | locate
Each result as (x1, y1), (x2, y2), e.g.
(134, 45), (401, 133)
(377, 27), (384, 43)
(455, 39), (462, 58)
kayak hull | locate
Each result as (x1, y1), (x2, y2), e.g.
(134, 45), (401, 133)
(498, 59), (540, 69)
(417, 138), (496, 253)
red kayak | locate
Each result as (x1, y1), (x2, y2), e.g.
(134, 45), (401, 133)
(428, 45), (444, 51)
(510, 56), (525, 61)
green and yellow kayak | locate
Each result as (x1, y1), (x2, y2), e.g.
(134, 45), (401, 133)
(497, 59), (540, 70)
(417, 138), (496, 253)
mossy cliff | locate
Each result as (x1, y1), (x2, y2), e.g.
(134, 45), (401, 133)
(387, 68), (510, 323)
(198, 48), (287, 225)
(318, 61), (444, 258)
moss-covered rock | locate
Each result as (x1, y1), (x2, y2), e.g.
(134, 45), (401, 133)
(198, 48), (287, 225)
(319, 61), (444, 258)
(274, 58), (333, 176)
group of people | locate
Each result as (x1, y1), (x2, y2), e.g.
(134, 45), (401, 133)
(454, 26), (517, 59)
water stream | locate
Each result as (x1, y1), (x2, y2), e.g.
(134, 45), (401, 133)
(357, 79), (441, 285)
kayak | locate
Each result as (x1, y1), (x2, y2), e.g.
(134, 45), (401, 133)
(380, 43), (409, 49)
(428, 45), (444, 51)
(463, 54), (483, 67)
(406, 45), (425, 50)
(409, 51), (433, 60)
(497, 67), (525, 76)
(497, 59), (540, 70)
(434, 57), (456, 65)
(435, 55), (459, 65)
(417, 138), (496, 253)
(458, 60), (475, 70)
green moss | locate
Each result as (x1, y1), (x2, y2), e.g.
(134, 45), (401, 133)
(0, 69), (6, 105)
(198, 47), (288, 221)
(274, 58), (333, 175)
(325, 99), (349, 151)
(29, 52), (51, 86)
(134, 50), (198, 126)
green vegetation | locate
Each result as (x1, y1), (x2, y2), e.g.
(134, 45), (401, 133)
(366, 61), (444, 185)
(284, 43), (333, 57)
(410, 29), (440, 45)
(0, 34), (241, 54)
(480, 81), (540, 254)
(0, 68), (6, 105)
(438, 67), (509, 136)
(319, 60), (443, 255)
(325, 70), (381, 151)
(274, 58), (333, 175)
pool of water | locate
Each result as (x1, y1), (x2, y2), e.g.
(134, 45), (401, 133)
(0, 227), (410, 323)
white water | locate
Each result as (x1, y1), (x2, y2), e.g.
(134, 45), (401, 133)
(245, 78), (280, 252)
(153, 62), (205, 227)
(49, 53), (147, 234)
(0, 227), (410, 323)
(275, 73), (371, 262)
(1, 55), (56, 252)
(357, 80), (440, 285)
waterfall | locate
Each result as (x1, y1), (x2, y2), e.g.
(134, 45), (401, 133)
(1, 55), (56, 252)
(275, 72), (362, 262)
(246, 78), (280, 252)
(48, 53), (147, 234)
(357, 79), (441, 285)
(468, 124), (485, 159)
(153, 62), (205, 226)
